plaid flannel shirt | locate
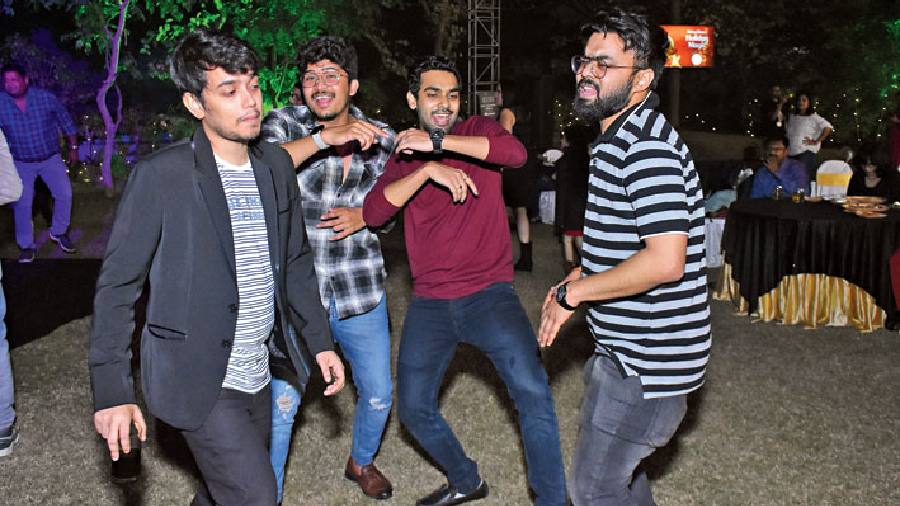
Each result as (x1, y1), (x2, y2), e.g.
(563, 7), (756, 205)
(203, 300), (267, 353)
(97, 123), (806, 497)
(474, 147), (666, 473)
(0, 87), (77, 162)
(261, 105), (395, 319)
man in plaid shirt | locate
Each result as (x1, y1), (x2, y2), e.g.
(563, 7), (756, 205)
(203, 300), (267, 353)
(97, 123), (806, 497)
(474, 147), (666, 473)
(260, 36), (396, 502)
(0, 63), (79, 263)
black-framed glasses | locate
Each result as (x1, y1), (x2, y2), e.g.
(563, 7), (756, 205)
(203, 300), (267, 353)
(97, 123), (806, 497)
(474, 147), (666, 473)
(570, 56), (644, 77)
(300, 70), (347, 88)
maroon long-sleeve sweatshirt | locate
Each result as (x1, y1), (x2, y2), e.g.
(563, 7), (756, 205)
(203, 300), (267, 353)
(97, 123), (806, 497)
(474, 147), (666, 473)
(363, 115), (527, 299)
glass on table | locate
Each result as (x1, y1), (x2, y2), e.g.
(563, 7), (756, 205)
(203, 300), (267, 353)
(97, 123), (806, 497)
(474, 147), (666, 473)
(792, 188), (805, 203)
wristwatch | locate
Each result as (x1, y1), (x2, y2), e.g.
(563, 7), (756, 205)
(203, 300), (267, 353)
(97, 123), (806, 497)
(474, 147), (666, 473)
(555, 282), (578, 311)
(310, 125), (328, 150)
(429, 128), (445, 154)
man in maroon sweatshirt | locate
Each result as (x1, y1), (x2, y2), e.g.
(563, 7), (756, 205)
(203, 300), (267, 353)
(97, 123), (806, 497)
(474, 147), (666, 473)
(363, 56), (566, 506)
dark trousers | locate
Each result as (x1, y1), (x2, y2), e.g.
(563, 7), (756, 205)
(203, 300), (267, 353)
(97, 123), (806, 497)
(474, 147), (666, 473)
(397, 282), (567, 506)
(569, 355), (688, 505)
(790, 151), (818, 181)
(182, 385), (277, 506)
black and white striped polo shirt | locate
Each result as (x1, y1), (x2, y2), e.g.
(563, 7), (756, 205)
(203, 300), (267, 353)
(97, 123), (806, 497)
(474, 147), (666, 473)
(582, 92), (710, 399)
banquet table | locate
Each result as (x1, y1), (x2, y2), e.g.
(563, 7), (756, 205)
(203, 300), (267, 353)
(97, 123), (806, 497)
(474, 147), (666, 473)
(714, 198), (900, 332)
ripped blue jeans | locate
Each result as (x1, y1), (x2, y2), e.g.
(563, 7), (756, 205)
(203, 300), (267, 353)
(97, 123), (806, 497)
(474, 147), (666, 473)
(270, 295), (392, 501)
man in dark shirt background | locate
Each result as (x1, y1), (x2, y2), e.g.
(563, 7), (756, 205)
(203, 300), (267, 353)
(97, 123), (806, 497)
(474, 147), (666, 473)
(0, 63), (78, 263)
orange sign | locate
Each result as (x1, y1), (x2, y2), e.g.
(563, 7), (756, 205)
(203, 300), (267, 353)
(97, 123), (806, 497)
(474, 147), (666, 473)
(662, 25), (715, 68)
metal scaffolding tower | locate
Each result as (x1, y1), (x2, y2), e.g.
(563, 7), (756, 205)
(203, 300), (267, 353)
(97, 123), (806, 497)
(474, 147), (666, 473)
(467, 0), (501, 117)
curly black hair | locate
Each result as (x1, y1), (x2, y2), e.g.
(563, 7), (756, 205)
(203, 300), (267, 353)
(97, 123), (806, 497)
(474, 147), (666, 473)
(297, 36), (358, 80)
(169, 30), (260, 100)
(407, 56), (461, 95)
(580, 8), (668, 89)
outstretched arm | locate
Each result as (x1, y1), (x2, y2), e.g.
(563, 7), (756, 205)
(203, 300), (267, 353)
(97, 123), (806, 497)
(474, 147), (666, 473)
(393, 118), (526, 167)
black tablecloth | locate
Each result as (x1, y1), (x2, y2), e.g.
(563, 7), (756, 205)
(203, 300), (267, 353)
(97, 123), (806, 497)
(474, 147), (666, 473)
(722, 199), (900, 326)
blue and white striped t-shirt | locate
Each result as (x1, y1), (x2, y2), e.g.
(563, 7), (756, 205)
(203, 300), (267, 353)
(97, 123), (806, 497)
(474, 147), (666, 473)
(582, 93), (710, 399)
(216, 155), (274, 393)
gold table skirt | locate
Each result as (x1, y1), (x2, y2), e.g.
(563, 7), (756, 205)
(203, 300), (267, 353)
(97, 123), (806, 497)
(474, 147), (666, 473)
(713, 263), (885, 332)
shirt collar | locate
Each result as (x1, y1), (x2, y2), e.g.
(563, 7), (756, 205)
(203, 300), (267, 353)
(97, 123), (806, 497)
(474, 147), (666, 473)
(596, 91), (659, 143)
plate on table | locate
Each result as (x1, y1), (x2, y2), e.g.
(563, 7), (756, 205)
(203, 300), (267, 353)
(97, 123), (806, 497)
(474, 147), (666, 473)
(856, 210), (887, 219)
(844, 202), (886, 212)
(845, 196), (886, 204)
(805, 196), (824, 203)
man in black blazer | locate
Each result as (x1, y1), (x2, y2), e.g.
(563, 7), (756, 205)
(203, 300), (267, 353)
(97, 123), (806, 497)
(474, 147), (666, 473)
(89, 31), (345, 505)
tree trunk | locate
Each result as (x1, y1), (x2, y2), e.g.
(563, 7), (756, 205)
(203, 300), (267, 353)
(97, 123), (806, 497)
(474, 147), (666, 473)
(97, 0), (130, 190)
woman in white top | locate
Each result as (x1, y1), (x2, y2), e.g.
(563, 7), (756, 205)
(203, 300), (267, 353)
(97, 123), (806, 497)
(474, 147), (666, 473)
(786, 91), (833, 177)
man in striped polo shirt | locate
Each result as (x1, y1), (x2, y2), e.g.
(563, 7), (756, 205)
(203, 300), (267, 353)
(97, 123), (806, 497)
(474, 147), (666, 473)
(539, 9), (710, 505)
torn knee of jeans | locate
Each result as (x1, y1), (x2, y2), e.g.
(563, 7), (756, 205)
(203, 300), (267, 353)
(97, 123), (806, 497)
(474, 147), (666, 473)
(276, 393), (297, 415)
(367, 397), (391, 411)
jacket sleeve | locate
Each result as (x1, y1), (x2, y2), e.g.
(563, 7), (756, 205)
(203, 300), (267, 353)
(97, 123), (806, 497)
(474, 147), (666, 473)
(89, 160), (162, 411)
(282, 151), (333, 356)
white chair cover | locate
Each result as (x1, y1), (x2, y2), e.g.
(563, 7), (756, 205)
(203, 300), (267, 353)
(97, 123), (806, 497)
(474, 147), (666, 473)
(815, 160), (853, 198)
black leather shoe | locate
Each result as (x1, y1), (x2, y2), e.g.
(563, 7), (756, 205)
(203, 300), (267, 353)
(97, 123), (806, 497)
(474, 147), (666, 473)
(415, 480), (489, 506)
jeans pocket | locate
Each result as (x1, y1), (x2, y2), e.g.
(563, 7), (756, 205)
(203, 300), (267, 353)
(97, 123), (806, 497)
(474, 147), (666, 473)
(643, 395), (688, 448)
(588, 365), (644, 437)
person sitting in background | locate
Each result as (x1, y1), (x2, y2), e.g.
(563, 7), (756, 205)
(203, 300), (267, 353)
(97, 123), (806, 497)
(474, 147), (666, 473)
(750, 135), (809, 198)
(847, 144), (898, 202)
(785, 90), (833, 178)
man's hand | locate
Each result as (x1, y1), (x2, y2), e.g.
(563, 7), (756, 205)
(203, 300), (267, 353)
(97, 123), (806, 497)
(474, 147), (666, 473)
(538, 267), (583, 347)
(315, 351), (345, 396)
(423, 162), (478, 203)
(93, 404), (147, 461)
(320, 119), (388, 151)
(394, 128), (435, 155)
(318, 207), (365, 241)
(802, 136), (817, 146)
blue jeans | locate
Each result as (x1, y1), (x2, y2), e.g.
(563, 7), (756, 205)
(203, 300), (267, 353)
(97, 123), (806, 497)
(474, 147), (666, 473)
(397, 282), (566, 506)
(270, 295), (392, 502)
(569, 355), (688, 506)
(11, 155), (72, 249)
(0, 264), (13, 430)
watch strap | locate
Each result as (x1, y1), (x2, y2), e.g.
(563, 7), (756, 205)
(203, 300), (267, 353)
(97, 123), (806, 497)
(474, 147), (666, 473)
(312, 132), (327, 150)
(430, 129), (444, 154)
(556, 282), (578, 311)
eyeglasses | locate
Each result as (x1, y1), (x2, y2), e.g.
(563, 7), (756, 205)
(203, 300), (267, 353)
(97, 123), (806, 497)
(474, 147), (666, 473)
(570, 56), (644, 78)
(300, 70), (346, 88)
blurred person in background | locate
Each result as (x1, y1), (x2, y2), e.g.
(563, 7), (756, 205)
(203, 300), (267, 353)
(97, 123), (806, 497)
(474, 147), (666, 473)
(498, 80), (538, 271)
(0, 130), (23, 457)
(0, 63), (79, 263)
(785, 90), (832, 178)
(750, 135), (809, 198)
(847, 143), (898, 202)
(555, 124), (594, 273)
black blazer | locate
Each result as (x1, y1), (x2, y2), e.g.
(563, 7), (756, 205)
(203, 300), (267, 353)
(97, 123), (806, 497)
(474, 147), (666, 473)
(89, 127), (332, 430)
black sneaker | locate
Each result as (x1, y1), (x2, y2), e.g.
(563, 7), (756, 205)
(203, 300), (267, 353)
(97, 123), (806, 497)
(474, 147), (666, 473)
(17, 248), (35, 263)
(0, 419), (18, 457)
(416, 480), (488, 506)
(50, 233), (76, 253)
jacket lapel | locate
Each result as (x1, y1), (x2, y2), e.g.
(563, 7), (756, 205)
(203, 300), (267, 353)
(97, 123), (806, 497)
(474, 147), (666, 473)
(250, 146), (281, 274)
(191, 129), (237, 279)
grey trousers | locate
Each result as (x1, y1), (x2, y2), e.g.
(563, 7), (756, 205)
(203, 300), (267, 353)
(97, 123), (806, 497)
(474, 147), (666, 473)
(569, 355), (688, 506)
